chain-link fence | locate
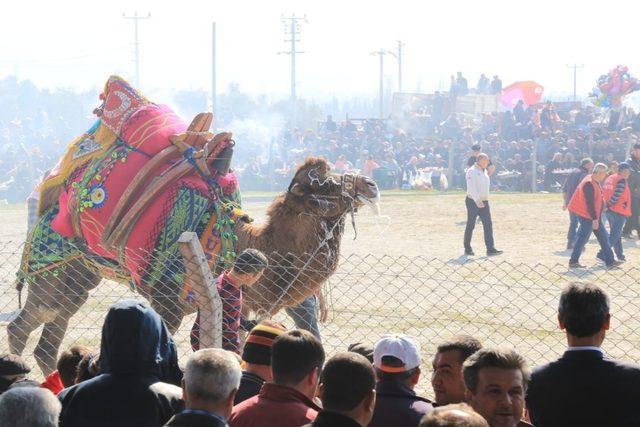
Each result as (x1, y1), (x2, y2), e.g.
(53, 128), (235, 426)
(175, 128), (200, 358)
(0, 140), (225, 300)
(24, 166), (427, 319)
(1, 238), (640, 397)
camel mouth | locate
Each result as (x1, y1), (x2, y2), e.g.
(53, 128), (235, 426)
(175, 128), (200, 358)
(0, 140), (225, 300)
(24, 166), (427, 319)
(357, 193), (381, 215)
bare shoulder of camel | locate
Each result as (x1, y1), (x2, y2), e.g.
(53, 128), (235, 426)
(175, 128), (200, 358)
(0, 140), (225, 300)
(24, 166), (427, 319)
(8, 75), (380, 375)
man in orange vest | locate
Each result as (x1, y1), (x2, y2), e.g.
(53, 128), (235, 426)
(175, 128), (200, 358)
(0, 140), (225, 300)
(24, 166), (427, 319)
(601, 162), (632, 262)
(567, 163), (621, 269)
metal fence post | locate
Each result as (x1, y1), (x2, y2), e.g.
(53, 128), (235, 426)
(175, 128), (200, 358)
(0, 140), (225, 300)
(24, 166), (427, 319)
(532, 138), (538, 193)
(178, 231), (222, 349)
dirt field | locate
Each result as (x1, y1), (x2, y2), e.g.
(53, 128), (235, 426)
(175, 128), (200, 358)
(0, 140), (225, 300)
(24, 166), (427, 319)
(1, 191), (640, 398)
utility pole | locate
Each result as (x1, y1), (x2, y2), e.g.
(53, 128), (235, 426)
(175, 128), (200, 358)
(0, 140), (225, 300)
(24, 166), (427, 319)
(123, 12), (151, 88)
(279, 15), (307, 127)
(396, 40), (404, 92)
(370, 49), (396, 119)
(566, 63), (584, 102)
(211, 22), (217, 118)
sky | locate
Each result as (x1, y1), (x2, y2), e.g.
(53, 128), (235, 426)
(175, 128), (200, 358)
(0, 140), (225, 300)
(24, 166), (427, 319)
(2, 0), (640, 101)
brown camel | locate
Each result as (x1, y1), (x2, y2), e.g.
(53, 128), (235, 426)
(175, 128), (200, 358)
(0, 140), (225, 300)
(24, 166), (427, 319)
(8, 156), (379, 375)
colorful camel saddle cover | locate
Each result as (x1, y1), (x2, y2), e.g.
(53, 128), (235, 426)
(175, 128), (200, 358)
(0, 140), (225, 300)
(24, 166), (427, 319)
(23, 76), (244, 299)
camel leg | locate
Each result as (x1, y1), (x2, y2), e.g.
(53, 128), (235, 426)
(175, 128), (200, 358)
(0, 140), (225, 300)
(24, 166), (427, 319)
(33, 287), (91, 375)
(9, 259), (101, 375)
(7, 283), (46, 356)
(150, 285), (186, 335)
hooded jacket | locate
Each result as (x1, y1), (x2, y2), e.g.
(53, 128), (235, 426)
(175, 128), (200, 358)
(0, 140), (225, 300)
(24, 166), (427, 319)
(58, 300), (184, 427)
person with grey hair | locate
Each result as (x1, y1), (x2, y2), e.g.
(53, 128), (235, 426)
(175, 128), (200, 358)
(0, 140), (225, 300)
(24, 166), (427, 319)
(526, 282), (640, 426)
(165, 348), (241, 427)
(0, 387), (61, 427)
(463, 348), (532, 427)
(567, 162), (620, 268)
(419, 403), (488, 427)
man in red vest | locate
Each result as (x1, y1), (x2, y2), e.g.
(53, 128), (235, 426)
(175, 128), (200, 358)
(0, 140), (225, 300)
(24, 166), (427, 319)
(567, 163), (621, 269)
(601, 162), (632, 262)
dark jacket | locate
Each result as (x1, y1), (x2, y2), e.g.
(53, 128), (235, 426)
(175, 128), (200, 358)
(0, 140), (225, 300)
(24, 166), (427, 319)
(368, 380), (433, 427)
(58, 300), (184, 427)
(234, 372), (265, 405)
(563, 166), (589, 205)
(627, 156), (640, 197)
(526, 349), (640, 427)
(230, 383), (321, 427)
(165, 410), (228, 427)
(304, 411), (362, 427)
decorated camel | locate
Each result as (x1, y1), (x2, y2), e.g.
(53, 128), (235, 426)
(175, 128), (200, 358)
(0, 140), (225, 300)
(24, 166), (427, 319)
(7, 76), (379, 375)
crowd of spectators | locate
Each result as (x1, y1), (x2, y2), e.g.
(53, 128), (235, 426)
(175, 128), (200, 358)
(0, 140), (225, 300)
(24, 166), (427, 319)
(240, 91), (640, 195)
(6, 73), (640, 201)
(1, 280), (638, 427)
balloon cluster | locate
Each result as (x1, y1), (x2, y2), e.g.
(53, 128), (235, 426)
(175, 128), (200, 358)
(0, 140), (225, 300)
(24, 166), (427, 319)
(593, 65), (640, 109)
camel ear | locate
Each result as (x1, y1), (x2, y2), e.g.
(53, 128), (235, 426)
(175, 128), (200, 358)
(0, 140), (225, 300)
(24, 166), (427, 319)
(289, 183), (305, 197)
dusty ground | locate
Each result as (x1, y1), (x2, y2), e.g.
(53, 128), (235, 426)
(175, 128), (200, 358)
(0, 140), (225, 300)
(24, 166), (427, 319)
(1, 191), (640, 398)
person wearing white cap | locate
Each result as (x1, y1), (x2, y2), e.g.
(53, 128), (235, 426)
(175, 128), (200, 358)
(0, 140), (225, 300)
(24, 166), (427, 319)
(369, 334), (433, 427)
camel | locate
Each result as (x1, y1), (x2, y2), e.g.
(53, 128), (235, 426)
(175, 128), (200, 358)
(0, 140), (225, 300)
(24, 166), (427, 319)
(7, 107), (379, 375)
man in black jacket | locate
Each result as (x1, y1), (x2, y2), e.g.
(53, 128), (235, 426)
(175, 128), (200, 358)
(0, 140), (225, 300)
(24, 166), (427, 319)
(304, 352), (376, 427)
(622, 143), (640, 238)
(526, 282), (640, 426)
(58, 300), (184, 426)
(166, 349), (241, 427)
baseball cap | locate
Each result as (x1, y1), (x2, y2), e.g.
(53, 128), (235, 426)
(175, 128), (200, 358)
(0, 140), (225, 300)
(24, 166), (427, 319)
(0, 354), (30, 376)
(373, 334), (421, 373)
(618, 162), (631, 171)
(347, 342), (374, 364)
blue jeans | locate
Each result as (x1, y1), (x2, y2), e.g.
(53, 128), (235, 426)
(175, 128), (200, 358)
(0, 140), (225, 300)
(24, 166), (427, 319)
(285, 296), (321, 341)
(567, 212), (579, 247)
(605, 211), (627, 260)
(570, 217), (615, 265)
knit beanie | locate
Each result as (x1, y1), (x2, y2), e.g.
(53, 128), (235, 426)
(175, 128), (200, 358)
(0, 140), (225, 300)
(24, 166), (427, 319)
(241, 322), (286, 365)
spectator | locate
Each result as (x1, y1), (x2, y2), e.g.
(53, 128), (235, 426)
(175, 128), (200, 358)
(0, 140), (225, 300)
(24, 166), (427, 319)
(526, 282), (640, 426)
(363, 155), (380, 178)
(490, 76), (502, 94)
(477, 74), (490, 95)
(75, 352), (100, 384)
(544, 152), (564, 191)
(369, 334), (433, 427)
(230, 330), (325, 427)
(419, 403), (489, 427)
(234, 320), (287, 405)
(191, 249), (269, 352)
(463, 348), (532, 427)
(58, 300), (183, 427)
(562, 157), (594, 249)
(0, 387), (61, 427)
(0, 354), (31, 395)
(165, 348), (241, 427)
(304, 352), (376, 427)
(456, 72), (469, 96)
(431, 335), (482, 406)
(325, 115), (338, 132)
(622, 142), (640, 238)
(347, 342), (374, 364)
(47, 345), (92, 394)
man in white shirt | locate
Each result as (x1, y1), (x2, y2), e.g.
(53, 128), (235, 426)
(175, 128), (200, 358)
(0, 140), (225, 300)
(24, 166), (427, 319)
(464, 154), (502, 256)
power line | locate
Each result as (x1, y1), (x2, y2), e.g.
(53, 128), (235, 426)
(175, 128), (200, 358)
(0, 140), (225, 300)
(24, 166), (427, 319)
(397, 40), (404, 92)
(567, 63), (584, 102)
(278, 14), (307, 126)
(370, 49), (396, 119)
(123, 12), (151, 89)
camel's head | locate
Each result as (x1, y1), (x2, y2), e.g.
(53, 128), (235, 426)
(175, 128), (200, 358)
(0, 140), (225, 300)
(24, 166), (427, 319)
(286, 157), (380, 218)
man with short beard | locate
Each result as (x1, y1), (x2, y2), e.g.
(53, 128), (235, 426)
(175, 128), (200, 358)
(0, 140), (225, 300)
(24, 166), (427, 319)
(463, 348), (532, 427)
(431, 336), (482, 406)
